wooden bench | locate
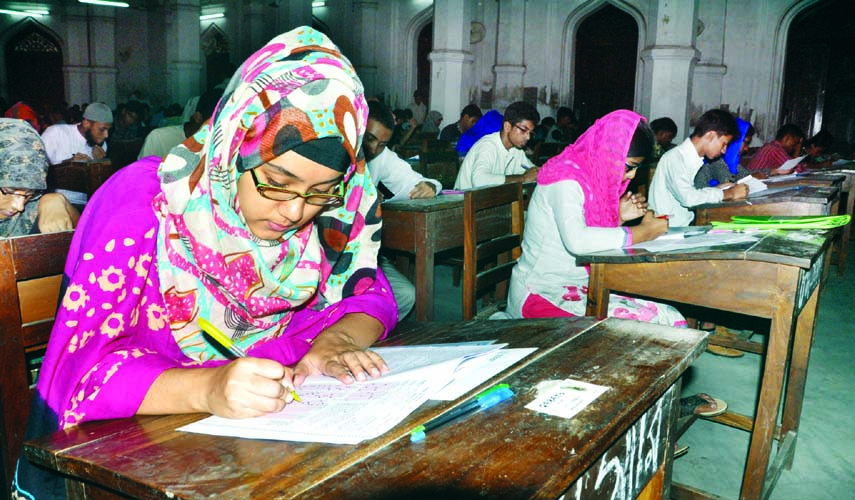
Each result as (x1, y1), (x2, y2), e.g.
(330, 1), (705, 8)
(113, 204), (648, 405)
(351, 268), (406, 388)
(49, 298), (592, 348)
(0, 231), (73, 495)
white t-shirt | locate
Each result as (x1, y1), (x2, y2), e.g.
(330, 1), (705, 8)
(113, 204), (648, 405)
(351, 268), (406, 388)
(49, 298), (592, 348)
(648, 137), (724, 226)
(367, 148), (441, 201)
(138, 125), (186, 159)
(454, 132), (532, 189)
(507, 181), (628, 318)
(41, 123), (108, 165)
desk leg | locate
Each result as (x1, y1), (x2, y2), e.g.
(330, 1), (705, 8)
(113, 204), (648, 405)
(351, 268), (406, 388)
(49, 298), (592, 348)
(586, 263), (609, 319)
(739, 267), (798, 500)
(413, 216), (435, 322)
(840, 187), (854, 276)
(780, 283), (820, 469)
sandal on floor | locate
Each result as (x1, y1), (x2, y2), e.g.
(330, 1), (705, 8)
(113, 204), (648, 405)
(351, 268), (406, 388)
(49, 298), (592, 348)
(674, 443), (690, 458)
(698, 321), (717, 332)
(680, 393), (728, 418)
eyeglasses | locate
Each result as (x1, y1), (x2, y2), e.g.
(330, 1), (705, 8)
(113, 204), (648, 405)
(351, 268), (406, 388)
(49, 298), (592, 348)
(625, 161), (641, 173)
(514, 124), (535, 137)
(249, 169), (345, 207)
(0, 187), (44, 202)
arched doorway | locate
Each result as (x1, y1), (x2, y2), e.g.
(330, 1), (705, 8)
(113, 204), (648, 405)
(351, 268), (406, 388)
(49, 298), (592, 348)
(781, 0), (855, 155)
(573, 5), (638, 128)
(4, 22), (64, 115)
(201, 25), (232, 92)
(416, 22), (432, 108)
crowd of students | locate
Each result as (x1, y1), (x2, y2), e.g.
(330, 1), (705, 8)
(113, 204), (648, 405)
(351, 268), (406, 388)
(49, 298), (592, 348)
(3, 25), (850, 499)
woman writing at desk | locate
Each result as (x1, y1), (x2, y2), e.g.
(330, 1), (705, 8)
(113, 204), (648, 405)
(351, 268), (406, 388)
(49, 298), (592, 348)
(15, 28), (395, 497)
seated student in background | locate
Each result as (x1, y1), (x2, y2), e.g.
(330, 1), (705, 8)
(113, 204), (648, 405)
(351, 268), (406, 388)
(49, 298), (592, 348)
(421, 110), (443, 137)
(746, 123), (805, 174)
(389, 107), (417, 151)
(454, 101), (540, 189)
(544, 106), (578, 144)
(14, 28), (397, 498)
(533, 116), (556, 144)
(648, 109), (748, 227)
(455, 109), (503, 156)
(41, 102), (113, 164)
(508, 111), (680, 323)
(0, 118), (80, 236)
(507, 110), (726, 430)
(440, 104), (482, 144)
(364, 100), (444, 320)
(797, 129), (836, 170)
(649, 117), (678, 160)
(694, 118), (755, 188)
(138, 90), (219, 159)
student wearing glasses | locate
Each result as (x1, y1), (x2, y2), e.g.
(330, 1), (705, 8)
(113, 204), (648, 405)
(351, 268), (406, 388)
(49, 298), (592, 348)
(507, 110), (680, 324)
(0, 118), (80, 237)
(15, 28), (397, 498)
(454, 101), (541, 189)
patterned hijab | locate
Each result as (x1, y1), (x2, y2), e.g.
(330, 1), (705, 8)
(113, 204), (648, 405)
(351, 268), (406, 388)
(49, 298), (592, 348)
(0, 117), (49, 236)
(154, 27), (380, 361)
(723, 117), (751, 175)
(538, 110), (643, 227)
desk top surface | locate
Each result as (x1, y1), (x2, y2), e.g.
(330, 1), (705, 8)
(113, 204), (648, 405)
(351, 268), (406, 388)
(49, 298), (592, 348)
(24, 317), (705, 499)
(576, 228), (832, 269)
(694, 185), (838, 210)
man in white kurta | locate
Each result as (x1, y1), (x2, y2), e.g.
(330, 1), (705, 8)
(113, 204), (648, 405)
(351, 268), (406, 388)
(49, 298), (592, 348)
(454, 101), (541, 189)
(41, 102), (112, 165)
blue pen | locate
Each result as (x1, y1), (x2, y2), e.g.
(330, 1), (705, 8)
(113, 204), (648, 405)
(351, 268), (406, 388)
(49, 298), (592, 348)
(410, 384), (514, 442)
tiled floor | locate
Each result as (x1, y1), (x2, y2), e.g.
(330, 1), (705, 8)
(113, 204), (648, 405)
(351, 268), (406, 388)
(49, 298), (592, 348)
(402, 250), (855, 499)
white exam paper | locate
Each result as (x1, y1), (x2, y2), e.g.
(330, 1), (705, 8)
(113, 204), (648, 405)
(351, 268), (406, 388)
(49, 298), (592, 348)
(525, 379), (609, 419)
(737, 175), (767, 193)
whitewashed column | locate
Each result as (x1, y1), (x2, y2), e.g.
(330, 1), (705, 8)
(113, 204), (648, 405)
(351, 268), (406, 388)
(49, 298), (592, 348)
(276, 0), (312, 34)
(429, 0), (474, 122)
(351, 1), (379, 98)
(492, 0), (526, 110)
(640, 0), (698, 137)
(61, 5), (91, 106)
(165, 0), (202, 108)
(88, 7), (117, 106)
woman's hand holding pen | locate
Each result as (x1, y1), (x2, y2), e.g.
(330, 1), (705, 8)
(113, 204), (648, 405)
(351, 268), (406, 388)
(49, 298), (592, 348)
(293, 313), (389, 386)
(619, 191), (647, 222)
(630, 211), (668, 243)
(201, 359), (296, 419)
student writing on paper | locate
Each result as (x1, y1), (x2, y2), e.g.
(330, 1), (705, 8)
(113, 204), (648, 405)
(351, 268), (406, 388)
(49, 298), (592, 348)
(648, 109), (749, 226)
(796, 130), (837, 171)
(693, 118), (756, 188)
(507, 110), (682, 325)
(747, 123), (806, 174)
(14, 28), (396, 499)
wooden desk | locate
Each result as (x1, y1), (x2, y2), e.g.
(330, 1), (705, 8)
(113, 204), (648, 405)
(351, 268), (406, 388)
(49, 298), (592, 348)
(577, 230), (831, 499)
(382, 184), (536, 321)
(24, 317), (707, 499)
(693, 185), (839, 225)
(47, 159), (116, 199)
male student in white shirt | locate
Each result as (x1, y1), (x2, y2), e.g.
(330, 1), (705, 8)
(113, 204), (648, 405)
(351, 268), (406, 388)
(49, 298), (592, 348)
(363, 100), (443, 321)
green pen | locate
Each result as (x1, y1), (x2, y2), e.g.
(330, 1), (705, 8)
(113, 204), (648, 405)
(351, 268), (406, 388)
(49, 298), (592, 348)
(198, 318), (302, 403)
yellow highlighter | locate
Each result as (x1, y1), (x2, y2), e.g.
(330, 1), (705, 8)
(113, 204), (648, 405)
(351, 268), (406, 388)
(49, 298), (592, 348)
(198, 318), (302, 403)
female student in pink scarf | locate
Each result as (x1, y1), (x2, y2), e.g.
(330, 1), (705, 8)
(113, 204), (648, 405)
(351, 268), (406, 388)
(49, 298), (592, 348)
(507, 110), (682, 324)
(507, 111), (726, 450)
(15, 27), (396, 498)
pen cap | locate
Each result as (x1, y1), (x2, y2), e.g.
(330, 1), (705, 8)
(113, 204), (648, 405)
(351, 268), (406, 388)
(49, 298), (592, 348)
(476, 387), (514, 410)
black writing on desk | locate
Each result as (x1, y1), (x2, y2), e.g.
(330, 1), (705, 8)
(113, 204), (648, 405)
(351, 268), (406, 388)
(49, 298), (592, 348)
(562, 384), (676, 500)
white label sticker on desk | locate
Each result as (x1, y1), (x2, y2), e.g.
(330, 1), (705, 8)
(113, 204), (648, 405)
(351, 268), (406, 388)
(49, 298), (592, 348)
(525, 379), (609, 419)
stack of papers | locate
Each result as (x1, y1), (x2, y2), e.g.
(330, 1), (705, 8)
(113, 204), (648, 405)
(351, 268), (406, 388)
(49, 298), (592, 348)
(629, 228), (761, 251)
(179, 343), (536, 444)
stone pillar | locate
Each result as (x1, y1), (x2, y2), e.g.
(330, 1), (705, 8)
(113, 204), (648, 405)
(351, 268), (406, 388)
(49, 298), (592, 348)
(61, 5), (92, 106)
(639, 0), (698, 137)
(351, 1), (379, 98)
(165, 0), (202, 107)
(429, 0), (474, 123)
(277, 0), (312, 34)
(492, 0), (526, 110)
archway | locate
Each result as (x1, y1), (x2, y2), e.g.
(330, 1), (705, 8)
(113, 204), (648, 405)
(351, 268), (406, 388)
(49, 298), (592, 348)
(781, 0), (855, 155)
(573, 4), (638, 128)
(416, 22), (433, 109)
(4, 21), (64, 116)
(201, 25), (232, 92)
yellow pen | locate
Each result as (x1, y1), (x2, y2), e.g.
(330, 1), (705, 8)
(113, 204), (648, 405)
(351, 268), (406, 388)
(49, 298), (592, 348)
(198, 318), (302, 403)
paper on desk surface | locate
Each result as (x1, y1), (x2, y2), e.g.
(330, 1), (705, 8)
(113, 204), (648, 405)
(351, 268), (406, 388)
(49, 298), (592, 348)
(525, 379), (609, 419)
(738, 175), (767, 192)
(777, 155), (807, 173)
(630, 228), (760, 251)
(178, 343), (535, 444)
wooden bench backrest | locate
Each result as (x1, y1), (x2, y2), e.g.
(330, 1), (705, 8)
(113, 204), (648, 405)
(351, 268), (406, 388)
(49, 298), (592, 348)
(0, 231), (73, 495)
